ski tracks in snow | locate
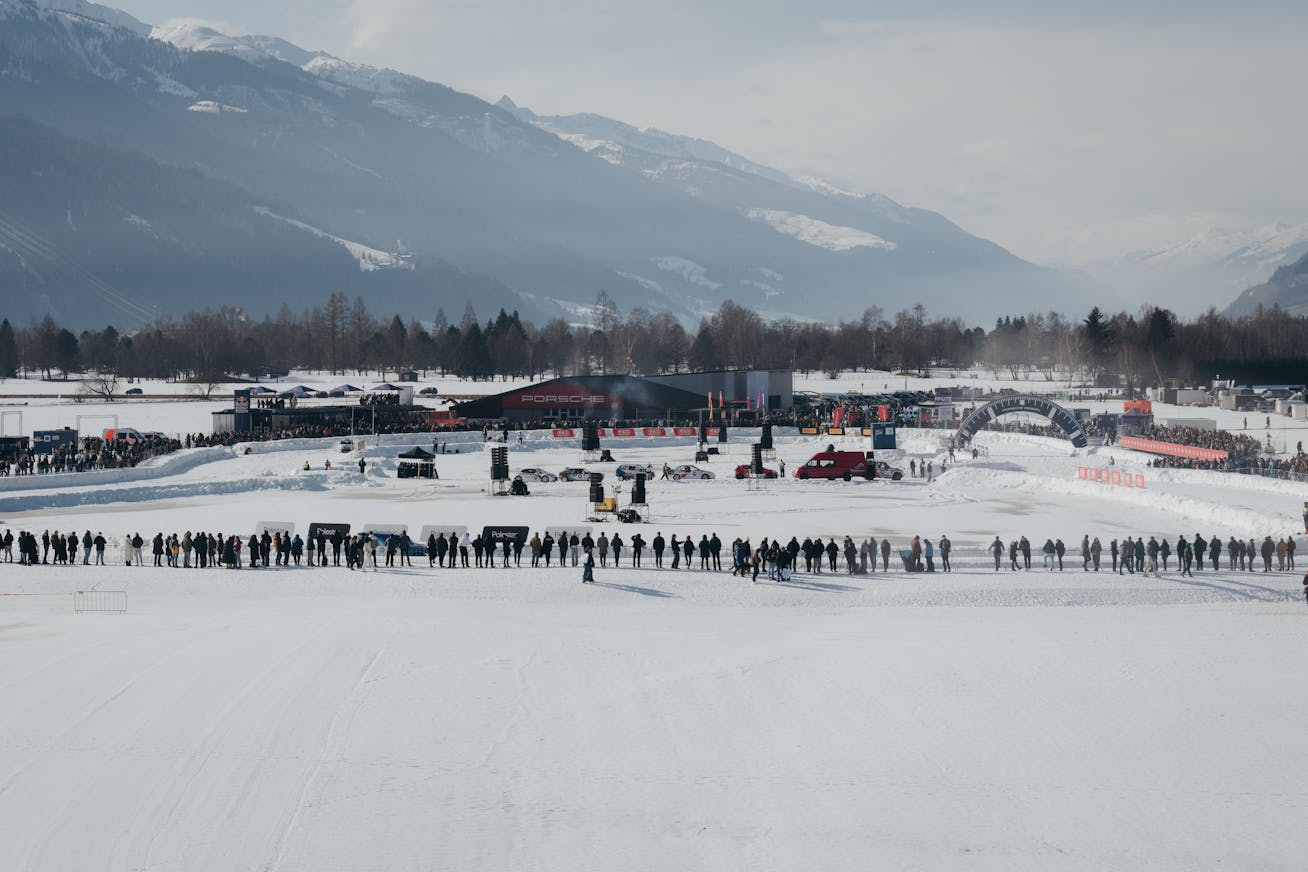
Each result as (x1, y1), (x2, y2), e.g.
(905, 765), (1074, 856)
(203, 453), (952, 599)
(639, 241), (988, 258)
(262, 641), (389, 872)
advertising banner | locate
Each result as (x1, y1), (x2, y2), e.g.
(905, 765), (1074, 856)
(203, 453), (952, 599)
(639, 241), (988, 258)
(1117, 436), (1226, 462)
(551, 429), (575, 438)
(308, 522), (351, 540)
(481, 525), (530, 547)
(418, 525), (468, 544)
(542, 526), (593, 542)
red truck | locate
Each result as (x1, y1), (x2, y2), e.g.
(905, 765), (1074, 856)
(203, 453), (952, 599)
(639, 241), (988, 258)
(795, 450), (876, 481)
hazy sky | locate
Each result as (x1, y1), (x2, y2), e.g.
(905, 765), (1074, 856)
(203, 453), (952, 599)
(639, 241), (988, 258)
(114, 0), (1308, 266)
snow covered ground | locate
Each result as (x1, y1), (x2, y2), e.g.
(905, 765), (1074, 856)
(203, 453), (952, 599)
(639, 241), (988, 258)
(2, 370), (1307, 870)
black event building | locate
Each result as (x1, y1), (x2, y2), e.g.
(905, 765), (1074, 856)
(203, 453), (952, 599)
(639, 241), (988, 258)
(452, 371), (793, 422)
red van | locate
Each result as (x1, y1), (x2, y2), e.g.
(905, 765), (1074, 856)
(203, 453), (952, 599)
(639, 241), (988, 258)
(795, 450), (876, 481)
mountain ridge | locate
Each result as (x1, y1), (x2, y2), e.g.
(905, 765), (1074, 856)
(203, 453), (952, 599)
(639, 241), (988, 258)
(2, 0), (1101, 328)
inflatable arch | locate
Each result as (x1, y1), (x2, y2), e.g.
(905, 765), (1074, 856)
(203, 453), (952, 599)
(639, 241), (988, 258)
(956, 394), (1088, 448)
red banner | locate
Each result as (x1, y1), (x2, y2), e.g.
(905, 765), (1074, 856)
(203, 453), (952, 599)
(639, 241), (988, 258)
(642, 428), (667, 437)
(1118, 436), (1227, 461)
(706, 427), (720, 437)
(611, 427), (636, 437)
(551, 429), (575, 438)
(673, 427), (697, 436)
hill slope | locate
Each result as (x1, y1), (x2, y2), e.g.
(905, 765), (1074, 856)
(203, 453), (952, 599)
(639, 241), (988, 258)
(1, 0), (1094, 327)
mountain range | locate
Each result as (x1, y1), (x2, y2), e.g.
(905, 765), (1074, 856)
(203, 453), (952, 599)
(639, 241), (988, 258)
(7, 0), (1286, 332)
(1086, 223), (1308, 316)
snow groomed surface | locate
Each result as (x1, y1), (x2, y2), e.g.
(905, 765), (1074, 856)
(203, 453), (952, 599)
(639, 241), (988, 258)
(1, 371), (1306, 870)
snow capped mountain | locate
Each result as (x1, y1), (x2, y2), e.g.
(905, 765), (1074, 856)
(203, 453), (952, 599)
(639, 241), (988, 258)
(1091, 222), (1308, 315)
(1226, 249), (1308, 317)
(28, 0), (148, 35)
(0, 0), (1098, 326)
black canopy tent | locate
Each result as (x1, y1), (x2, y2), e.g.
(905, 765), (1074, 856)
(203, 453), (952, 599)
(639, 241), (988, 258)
(397, 446), (438, 479)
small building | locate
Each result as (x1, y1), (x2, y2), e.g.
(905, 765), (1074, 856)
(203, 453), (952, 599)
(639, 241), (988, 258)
(398, 370), (419, 383)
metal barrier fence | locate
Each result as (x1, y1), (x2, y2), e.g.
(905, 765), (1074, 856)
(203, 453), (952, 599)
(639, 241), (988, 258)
(74, 590), (127, 614)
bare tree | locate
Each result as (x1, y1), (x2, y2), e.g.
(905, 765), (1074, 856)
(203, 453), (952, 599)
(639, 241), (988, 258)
(80, 372), (119, 401)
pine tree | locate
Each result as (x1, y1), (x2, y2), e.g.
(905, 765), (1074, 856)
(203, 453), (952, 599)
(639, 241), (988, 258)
(0, 319), (17, 378)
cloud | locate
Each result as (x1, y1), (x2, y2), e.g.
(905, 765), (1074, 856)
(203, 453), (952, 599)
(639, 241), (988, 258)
(818, 19), (894, 37)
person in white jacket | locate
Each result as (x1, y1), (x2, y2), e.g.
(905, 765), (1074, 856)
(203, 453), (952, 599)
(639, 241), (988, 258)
(459, 531), (471, 568)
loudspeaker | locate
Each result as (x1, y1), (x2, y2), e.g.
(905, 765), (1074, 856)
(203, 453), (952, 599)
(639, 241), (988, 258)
(632, 473), (646, 504)
(698, 423), (707, 444)
(760, 422), (773, 450)
(490, 446), (509, 481)
(718, 423), (728, 443)
(589, 472), (605, 503)
(582, 422), (600, 452)
(751, 444), (764, 475)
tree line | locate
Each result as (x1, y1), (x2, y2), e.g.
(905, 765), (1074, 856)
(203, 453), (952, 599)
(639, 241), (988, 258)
(0, 291), (1305, 389)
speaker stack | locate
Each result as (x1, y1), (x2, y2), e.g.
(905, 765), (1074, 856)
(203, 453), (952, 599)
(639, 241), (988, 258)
(631, 472), (647, 506)
(490, 445), (509, 495)
(581, 421), (601, 461)
(588, 472), (605, 504)
(760, 422), (773, 450)
(750, 444), (764, 476)
(717, 422), (728, 445)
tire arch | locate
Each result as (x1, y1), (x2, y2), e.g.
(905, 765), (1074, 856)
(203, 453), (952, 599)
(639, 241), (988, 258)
(956, 394), (1088, 448)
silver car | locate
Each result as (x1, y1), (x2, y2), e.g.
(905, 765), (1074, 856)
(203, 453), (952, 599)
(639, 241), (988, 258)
(516, 467), (558, 482)
(670, 464), (715, 480)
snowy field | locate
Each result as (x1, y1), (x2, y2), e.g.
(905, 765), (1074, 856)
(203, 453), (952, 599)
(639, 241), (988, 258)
(2, 370), (1307, 870)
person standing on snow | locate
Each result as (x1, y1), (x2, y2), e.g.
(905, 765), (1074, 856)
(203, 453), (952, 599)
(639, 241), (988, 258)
(991, 536), (1004, 571)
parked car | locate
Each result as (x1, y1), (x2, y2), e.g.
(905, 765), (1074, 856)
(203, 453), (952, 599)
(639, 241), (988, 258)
(795, 450), (876, 481)
(670, 464), (715, 480)
(734, 464), (778, 479)
(875, 461), (904, 481)
(557, 467), (594, 482)
(418, 387), (440, 397)
(125, 387), (143, 395)
(516, 467), (558, 483)
(614, 463), (655, 480)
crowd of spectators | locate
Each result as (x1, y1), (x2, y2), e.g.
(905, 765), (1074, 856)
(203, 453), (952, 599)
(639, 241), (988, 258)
(0, 434), (182, 477)
(1140, 425), (1263, 459)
